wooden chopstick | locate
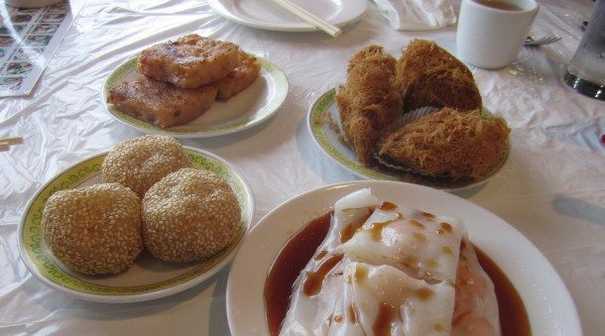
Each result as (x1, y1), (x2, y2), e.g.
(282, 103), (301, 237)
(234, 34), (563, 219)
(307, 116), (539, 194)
(0, 137), (23, 146)
(269, 0), (342, 37)
(0, 137), (23, 151)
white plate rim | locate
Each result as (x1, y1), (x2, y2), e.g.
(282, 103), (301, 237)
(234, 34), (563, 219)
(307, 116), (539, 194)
(226, 180), (582, 336)
(208, 0), (368, 32)
(307, 88), (508, 192)
(102, 56), (289, 139)
(18, 146), (255, 304)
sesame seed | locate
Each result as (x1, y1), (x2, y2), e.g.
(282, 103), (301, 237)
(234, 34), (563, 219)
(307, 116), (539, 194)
(101, 135), (192, 197)
(42, 183), (143, 275)
(142, 168), (241, 263)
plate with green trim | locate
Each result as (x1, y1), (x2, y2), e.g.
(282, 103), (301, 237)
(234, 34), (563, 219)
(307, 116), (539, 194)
(103, 55), (288, 138)
(18, 146), (255, 303)
(307, 88), (509, 192)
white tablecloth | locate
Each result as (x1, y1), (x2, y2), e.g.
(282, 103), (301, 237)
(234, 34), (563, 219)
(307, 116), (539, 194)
(1, 0), (603, 335)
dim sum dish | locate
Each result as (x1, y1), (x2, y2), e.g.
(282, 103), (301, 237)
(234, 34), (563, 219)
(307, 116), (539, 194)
(226, 181), (582, 336)
(103, 34), (287, 138)
(19, 143), (254, 303)
(309, 40), (510, 190)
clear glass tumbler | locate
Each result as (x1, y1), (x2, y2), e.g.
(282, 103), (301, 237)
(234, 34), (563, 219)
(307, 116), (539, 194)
(564, 0), (605, 100)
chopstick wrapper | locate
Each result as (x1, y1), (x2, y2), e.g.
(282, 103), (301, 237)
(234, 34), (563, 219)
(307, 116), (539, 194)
(373, 0), (457, 31)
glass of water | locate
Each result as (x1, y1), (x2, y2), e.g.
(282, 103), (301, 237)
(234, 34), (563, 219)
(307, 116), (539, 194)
(564, 0), (605, 100)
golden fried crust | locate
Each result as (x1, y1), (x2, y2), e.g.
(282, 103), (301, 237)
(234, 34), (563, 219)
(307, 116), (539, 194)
(138, 34), (240, 88)
(378, 108), (510, 180)
(101, 135), (192, 197)
(396, 39), (482, 111)
(42, 183), (143, 275)
(215, 52), (260, 100)
(404, 66), (483, 111)
(142, 168), (241, 263)
(336, 45), (403, 164)
(108, 75), (217, 129)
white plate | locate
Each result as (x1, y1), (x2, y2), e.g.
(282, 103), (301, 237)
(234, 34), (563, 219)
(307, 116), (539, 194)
(308, 88), (509, 192)
(103, 56), (288, 139)
(227, 180), (582, 336)
(209, 0), (367, 32)
(19, 146), (255, 303)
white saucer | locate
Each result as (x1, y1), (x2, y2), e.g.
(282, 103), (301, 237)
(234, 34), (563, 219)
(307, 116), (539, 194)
(209, 0), (367, 32)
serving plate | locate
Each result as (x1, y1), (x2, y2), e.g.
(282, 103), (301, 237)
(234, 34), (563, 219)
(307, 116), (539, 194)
(208, 0), (367, 32)
(308, 88), (509, 192)
(226, 180), (582, 336)
(19, 147), (254, 303)
(103, 56), (288, 138)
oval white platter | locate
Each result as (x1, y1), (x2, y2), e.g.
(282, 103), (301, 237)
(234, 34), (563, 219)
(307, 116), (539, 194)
(308, 88), (509, 192)
(19, 146), (254, 303)
(208, 0), (367, 32)
(103, 56), (288, 139)
(227, 180), (582, 336)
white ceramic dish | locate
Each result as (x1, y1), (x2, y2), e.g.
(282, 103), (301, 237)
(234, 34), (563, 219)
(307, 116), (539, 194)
(308, 88), (509, 192)
(19, 147), (254, 303)
(208, 0), (367, 32)
(227, 180), (582, 336)
(103, 56), (288, 139)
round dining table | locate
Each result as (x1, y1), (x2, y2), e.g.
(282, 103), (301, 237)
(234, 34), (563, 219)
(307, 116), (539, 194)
(0, 0), (603, 335)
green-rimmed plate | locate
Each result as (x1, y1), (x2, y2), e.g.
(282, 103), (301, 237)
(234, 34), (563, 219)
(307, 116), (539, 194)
(307, 88), (509, 192)
(103, 55), (288, 138)
(18, 147), (254, 303)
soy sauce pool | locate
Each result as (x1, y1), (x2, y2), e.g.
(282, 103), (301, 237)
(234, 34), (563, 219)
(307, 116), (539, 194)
(264, 212), (531, 336)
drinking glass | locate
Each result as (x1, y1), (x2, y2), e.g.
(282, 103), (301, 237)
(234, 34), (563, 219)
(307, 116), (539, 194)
(564, 0), (605, 100)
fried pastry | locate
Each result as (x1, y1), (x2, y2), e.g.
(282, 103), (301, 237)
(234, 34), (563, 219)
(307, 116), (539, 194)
(42, 183), (142, 275)
(108, 75), (217, 129)
(396, 39), (482, 112)
(138, 34), (240, 88)
(336, 45), (403, 164)
(377, 108), (510, 180)
(215, 52), (261, 100)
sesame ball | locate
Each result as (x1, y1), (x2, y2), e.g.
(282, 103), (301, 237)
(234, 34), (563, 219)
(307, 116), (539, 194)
(142, 168), (241, 263)
(42, 183), (143, 275)
(101, 135), (192, 196)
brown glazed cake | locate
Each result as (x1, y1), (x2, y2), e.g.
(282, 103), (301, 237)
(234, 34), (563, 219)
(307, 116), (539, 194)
(138, 34), (241, 88)
(215, 51), (261, 100)
(108, 75), (217, 129)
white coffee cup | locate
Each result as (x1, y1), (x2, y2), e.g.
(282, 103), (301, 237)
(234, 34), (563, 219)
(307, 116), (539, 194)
(456, 0), (539, 69)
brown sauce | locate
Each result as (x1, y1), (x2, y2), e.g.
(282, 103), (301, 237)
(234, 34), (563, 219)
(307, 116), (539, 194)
(347, 304), (357, 323)
(474, 0), (524, 11)
(265, 212), (532, 336)
(440, 222), (453, 233)
(415, 287), (434, 301)
(409, 219), (425, 229)
(368, 214), (401, 241)
(373, 302), (397, 336)
(380, 201), (398, 211)
(369, 221), (391, 240)
(314, 250), (327, 260)
(264, 212), (332, 336)
(339, 208), (372, 243)
(302, 254), (343, 296)
(475, 247), (532, 336)
(421, 211), (435, 219)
